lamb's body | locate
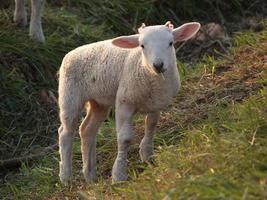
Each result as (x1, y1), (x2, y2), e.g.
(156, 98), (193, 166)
(59, 40), (180, 114)
(58, 22), (200, 184)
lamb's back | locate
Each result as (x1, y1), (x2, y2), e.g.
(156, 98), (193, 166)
(59, 40), (131, 106)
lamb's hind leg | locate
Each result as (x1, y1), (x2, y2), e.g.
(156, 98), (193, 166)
(29, 0), (45, 42)
(79, 101), (109, 183)
(139, 112), (160, 162)
(58, 98), (82, 184)
(14, 0), (27, 26)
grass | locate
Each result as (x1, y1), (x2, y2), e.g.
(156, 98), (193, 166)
(0, 0), (267, 199)
(0, 1), (113, 160)
(111, 89), (267, 199)
(53, 0), (267, 34)
(1, 23), (267, 200)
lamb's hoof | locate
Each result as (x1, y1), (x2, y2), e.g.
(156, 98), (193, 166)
(29, 26), (45, 43)
(112, 157), (128, 183)
(139, 146), (153, 162)
(59, 175), (72, 186)
(14, 16), (27, 27)
(112, 171), (128, 183)
(59, 165), (72, 186)
(83, 171), (97, 184)
(30, 32), (45, 43)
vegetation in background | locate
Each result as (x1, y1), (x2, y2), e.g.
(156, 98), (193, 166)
(0, 0), (112, 161)
(50, 0), (267, 34)
(0, 0), (266, 199)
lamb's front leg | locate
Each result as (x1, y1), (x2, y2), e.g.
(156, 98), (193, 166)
(139, 112), (160, 162)
(29, 0), (45, 42)
(112, 104), (135, 182)
(14, 0), (27, 26)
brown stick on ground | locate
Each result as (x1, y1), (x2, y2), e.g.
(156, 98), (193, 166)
(0, 143), (58, 169)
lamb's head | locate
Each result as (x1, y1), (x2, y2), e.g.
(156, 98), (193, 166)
(112, 21), (200, 74)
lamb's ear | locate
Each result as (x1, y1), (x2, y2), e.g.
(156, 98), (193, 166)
(173, 22), (201, 43)
(112, 34), (139, 48)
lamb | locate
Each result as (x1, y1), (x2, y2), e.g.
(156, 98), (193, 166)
(14, 0), (45, 43)
(58, 21), (200, 184)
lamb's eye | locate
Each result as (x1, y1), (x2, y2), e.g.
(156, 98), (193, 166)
(141, 44), (144, 48)
(169, 42), (173, 46)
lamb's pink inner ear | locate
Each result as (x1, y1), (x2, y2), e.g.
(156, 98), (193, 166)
(112, 35), (139, 48)
(173, 22), (201, 42)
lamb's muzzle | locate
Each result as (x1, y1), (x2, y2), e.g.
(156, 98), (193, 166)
(153, 61), (165, 73)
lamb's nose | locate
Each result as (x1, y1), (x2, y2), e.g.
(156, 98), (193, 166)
(153, 62), (164, 73)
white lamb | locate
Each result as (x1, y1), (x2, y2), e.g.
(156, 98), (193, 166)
(58, 21), (200, 184)
(14, 0), (45, 42)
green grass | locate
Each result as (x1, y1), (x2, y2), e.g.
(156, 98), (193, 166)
(1, 0), (267, 199)
(0, 1), (113, 160)
(111, 89), (267, 199)
(1, 26), (267, 199)
(2, 90), (267, 199)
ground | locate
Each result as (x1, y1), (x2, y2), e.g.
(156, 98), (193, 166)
(0, 1), (267, 200)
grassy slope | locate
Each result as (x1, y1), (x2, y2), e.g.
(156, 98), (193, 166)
(80, 28), (267, 200)
(0, 3), (111, 160)
(1, 26), (266, 200)
(0, 1), (267, 200)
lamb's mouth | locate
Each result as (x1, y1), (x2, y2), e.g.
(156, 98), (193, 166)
(154, 67), (166, 74)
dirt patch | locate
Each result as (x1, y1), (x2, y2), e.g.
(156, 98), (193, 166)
(162, 32), (267, 128)
(176, 23), (230, 63)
